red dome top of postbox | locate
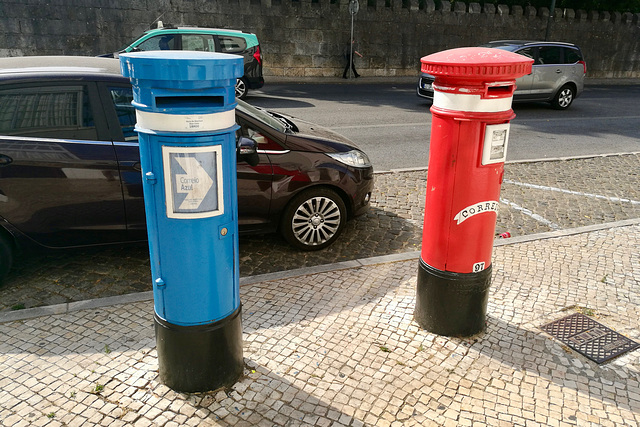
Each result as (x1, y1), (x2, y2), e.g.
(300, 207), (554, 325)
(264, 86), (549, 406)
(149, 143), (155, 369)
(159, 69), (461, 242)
(421, 47), (533, 82)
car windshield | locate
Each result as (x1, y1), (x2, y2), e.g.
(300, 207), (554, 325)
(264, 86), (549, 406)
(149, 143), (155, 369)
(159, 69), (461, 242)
(117, 34), (145, 52)
(236, 99), (289, 133)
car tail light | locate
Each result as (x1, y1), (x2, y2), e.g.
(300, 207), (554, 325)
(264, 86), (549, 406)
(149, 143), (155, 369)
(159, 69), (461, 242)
(579, 60), (587, 74)
(253, 46), (262, 65)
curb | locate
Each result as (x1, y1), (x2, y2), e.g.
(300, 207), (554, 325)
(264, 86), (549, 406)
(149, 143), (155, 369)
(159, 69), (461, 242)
(374, 151), (640, 175)
(2, 218), (639, 324)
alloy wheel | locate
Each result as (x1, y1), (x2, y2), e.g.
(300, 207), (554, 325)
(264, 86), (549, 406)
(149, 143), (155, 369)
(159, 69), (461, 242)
(558, 89), (573, 108)
(552, 85), (575, 110)
(235, 78), (247, 99)
(291, 196), (342, 247)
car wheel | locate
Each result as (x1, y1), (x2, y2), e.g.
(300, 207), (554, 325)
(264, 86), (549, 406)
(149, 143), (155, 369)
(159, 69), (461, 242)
(281, 188), (347, 251)
(235, 78), (248, 100)
(551, 85), (575, 110)
(0, 231), (13, 284)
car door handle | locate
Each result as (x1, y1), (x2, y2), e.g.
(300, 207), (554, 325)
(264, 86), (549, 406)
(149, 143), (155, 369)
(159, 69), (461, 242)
(556, 69), (562, 73)
(0, 154), (12, 166)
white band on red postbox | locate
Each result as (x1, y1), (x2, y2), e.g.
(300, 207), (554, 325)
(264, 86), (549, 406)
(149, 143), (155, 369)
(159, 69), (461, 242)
(136, 109), (236, 132)
(432, 90), (513, 113)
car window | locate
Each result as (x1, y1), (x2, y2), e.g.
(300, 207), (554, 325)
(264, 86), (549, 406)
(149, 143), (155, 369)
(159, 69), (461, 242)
(136, 34), (177, 51)
(516, 47), (535, 61)
(218, 36), (247, 54)
(537, 46), (562, 65)
(242, 124), (267, 144)
(108, 86), (137, 142)
(564, 48), (583, 64)
(182, 34), (215, 52)
(0, 85), (97, 140)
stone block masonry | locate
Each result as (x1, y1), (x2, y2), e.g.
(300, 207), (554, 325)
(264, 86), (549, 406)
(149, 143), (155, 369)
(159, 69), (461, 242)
(0, 0), (638, 78)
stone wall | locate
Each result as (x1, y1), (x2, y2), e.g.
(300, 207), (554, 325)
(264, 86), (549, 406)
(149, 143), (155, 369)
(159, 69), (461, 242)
(1, 0), (638, 78)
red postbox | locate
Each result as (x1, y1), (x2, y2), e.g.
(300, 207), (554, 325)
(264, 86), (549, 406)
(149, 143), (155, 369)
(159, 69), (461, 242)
(415, 48), (533, 337)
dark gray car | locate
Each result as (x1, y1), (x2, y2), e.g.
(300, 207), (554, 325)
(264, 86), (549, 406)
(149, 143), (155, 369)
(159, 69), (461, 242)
(0, 56), (374, 282)
(418, 41), (587, 110)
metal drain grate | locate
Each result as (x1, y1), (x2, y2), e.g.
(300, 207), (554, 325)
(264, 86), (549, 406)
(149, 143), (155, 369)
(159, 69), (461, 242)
(541, 313), (640, 364)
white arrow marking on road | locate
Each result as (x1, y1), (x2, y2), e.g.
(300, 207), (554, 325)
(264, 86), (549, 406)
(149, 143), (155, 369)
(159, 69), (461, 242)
(175, 157), (214, 210)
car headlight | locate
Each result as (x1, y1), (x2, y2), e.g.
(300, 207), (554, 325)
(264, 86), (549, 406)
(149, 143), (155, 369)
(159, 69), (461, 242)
(327, 150), (372, 168)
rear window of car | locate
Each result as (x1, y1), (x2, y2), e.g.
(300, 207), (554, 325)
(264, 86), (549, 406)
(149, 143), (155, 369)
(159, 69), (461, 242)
(564, 48), (583, 64)
(0, 85), (97, 140)
(218, 36), (247, 54)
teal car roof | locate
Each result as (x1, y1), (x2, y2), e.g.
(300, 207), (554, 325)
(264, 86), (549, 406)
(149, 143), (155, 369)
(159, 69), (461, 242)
(126, 27), (260, 51)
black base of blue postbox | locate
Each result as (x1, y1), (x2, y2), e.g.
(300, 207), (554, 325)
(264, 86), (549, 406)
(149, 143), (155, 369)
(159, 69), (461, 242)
(415, 258), (492, 337)
(154, 305), (243, 392)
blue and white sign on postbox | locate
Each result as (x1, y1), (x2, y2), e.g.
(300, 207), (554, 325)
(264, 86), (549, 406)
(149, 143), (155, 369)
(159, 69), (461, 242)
(120, 51), (244, 392)
(164, 145), (223, 218)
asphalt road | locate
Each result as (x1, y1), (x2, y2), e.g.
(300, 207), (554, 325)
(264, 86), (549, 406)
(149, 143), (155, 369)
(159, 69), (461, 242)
(247, 82), (640, 171)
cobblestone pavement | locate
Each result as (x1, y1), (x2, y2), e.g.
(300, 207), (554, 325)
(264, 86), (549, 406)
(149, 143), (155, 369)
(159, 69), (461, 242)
(1, 224), (639, 426)
(1, 153), (639, 312)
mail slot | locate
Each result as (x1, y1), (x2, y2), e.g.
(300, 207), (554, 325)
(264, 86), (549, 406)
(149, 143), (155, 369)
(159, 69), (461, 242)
(155, 95), (225, 108)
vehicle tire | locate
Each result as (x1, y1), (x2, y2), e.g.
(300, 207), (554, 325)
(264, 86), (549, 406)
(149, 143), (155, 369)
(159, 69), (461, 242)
(551, 85), (575, 110)
(0, 232), (13, 285)
(235, 78), (248, 100)
(281, 188), (347, 251)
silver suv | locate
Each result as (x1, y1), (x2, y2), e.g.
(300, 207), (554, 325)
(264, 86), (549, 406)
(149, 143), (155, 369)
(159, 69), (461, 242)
(417, 41), (587, 110)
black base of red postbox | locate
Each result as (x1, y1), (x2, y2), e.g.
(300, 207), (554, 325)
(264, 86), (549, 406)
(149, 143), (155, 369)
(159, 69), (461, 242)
(154, 305), (244, 392)
(415, 259), (491, 337)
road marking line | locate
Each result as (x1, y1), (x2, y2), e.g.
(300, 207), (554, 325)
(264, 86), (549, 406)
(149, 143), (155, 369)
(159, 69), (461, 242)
(515, 115), (640, 123)
(503, 180), (640, 205)
(500, 198), (561, 230)
(333, 115), (640, 130)
(332, 122), (426, 130)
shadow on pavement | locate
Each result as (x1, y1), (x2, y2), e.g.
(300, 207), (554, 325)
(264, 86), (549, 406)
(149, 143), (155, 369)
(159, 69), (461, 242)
(0, 207), (423, 311)
(2, 154), (639, 312)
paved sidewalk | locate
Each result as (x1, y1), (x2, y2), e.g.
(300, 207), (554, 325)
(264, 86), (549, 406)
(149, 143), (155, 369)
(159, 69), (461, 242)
(1, 221), (639, 426)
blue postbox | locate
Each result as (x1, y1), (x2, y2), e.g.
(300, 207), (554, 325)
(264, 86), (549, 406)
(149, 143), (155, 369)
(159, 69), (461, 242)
(120, 51), (244, 392)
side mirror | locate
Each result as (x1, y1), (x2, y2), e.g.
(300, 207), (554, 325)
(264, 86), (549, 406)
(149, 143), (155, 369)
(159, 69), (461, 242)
(237, 136), (259, 167)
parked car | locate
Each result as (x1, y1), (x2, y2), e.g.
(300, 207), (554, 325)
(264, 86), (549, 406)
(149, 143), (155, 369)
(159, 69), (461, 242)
(417, 41), (586, 110)
(102, 22), (264, 99)
(0, 56), (373, 281)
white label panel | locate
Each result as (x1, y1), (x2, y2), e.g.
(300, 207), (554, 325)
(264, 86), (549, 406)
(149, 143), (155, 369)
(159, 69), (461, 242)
(137, 109), (235, 133)
(482, 123), (510, 165)
(162, 145), (224, 219)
